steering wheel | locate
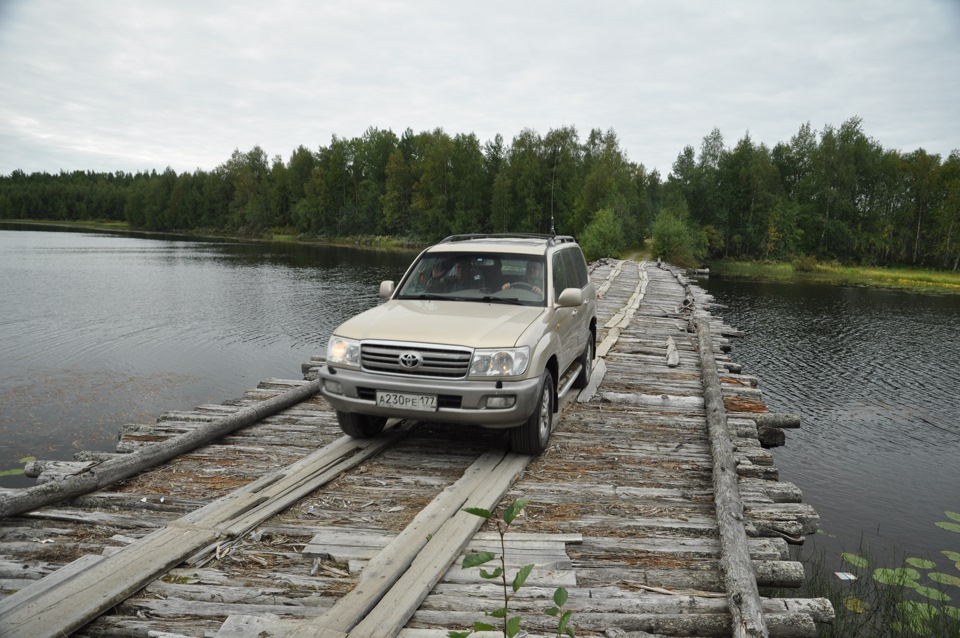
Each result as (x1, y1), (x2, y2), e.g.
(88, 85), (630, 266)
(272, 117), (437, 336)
(510, 281), (536, 291)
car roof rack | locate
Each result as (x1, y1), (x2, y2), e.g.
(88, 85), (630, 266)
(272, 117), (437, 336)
(438, 233), (576, 246)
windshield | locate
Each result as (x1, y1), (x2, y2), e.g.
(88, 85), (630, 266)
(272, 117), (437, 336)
(396, 252), (546, 306)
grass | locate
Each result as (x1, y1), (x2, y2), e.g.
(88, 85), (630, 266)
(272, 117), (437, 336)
(709, 259), (960, 295)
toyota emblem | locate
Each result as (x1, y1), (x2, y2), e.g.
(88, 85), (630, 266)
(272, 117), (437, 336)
(398, 351), (422, 368)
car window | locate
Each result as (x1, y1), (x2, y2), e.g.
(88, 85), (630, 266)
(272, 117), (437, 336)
(397, 252), (546, 306)
(551, 252), (569, 303)
(560, 247), (589, 289)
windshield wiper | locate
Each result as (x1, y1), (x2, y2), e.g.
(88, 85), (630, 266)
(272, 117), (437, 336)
(481, 296), (524, 305)
(407, 293), (448, 300)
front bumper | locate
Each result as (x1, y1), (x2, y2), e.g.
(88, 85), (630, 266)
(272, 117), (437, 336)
(318, 365), (541, 428)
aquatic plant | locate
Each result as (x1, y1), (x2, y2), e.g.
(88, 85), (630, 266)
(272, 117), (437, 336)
(0, 456), (35, 478)
(799, 510), (960, 637)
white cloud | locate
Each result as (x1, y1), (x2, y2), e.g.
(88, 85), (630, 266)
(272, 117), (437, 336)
(1, 0), (958, 177)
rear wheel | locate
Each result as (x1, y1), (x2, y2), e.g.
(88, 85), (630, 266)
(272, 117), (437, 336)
(510, 372), (554, 455)
(336, 411), (387, 438)
(573, 333), (595, 390)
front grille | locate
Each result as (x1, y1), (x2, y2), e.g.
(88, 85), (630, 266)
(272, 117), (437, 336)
(360, 342), (472, 378)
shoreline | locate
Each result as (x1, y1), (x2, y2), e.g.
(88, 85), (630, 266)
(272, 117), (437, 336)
(5, 219), (959, 294)
(706, 258), (960, 295)
(0, 219), (424, 252)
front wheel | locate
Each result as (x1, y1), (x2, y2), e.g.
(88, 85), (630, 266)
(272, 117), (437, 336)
(336, 411), (387, 438)
(510, 372), (554, 455)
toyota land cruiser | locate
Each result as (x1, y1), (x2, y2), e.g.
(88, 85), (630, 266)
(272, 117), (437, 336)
(319, 233), (597, 454)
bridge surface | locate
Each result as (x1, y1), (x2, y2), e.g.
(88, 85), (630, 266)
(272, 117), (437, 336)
(0, 260), (832, 638)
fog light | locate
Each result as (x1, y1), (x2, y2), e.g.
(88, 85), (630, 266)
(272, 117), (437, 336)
(484, 396), (516, 409)
(324, 379), (343, 394)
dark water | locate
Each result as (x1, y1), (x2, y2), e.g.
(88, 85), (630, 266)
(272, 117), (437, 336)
(700, 277), (960, 571)
(0, 226), (415, 486)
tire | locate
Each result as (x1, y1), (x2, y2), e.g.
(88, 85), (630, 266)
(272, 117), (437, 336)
(336, 411), (387, 438)
(510, 371), (554, 455)
(573, 332), (595, 390)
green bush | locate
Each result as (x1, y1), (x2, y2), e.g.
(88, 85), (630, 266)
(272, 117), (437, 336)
(651, 208), (705, 268)
(792, 254), (819, 272)
(579, 208), (626, 262)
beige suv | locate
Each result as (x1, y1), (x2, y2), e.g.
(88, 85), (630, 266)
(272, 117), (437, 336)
(319, 234), (596, 454)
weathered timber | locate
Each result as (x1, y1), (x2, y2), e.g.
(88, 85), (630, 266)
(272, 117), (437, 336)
(0, 427), (407, 638)
(695, 314), (768, 638)
(219, 450), (532, 637)
(0, 380), (322, 519)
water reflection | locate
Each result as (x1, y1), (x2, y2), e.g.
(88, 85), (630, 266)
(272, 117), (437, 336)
(702, 277), (960, 565)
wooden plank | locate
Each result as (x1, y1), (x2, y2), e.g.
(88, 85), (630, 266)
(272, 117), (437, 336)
(305, 529), (579, 565)
(218, 451), (532, 638)
(348, 452), (530, 638)
(0, 525), (221, 638)
(0, 428), (406, 638)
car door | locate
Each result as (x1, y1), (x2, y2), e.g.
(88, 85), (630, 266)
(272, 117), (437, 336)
(551, 249), (580, 374)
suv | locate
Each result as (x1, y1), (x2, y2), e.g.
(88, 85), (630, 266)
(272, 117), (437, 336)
(319, 233), (597, 454)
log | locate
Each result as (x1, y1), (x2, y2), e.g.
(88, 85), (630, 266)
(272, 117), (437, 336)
(695, 316), (768, 638)
(23, 460), (97, 482)
(0, 379), (320, 519)
(753, 413), (802, 429)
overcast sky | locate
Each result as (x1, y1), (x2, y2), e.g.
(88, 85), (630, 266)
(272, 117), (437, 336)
(1, 0), (958, 179)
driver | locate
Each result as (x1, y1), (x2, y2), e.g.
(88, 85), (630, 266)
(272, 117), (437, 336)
(502, 260), (543, 296)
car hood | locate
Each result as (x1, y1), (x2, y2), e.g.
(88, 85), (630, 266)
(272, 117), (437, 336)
(334, 300), (547, 349)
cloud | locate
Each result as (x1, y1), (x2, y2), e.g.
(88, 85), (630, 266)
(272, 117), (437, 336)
(1, 0), (958, 177)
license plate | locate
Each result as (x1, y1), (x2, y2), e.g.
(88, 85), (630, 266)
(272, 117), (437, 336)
(375, 391), (438, 412)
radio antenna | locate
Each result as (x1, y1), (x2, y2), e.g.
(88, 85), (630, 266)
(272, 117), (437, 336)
(549, 145), (558, 235)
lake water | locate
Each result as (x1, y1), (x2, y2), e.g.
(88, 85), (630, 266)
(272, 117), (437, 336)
(2, 226), (958, 575)
(700, 277), (960, 572)
(0, 226), (415, 485)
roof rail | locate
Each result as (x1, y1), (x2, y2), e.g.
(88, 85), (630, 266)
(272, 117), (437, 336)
(438, 233), (576, 246)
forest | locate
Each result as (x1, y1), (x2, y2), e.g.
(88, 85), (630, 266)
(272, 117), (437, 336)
(1, 117), (958, 269)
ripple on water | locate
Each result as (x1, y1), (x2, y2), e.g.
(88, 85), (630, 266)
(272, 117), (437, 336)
(704, 278), (960, 565)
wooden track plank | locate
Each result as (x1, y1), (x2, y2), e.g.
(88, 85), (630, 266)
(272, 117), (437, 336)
(0, 429), (406, 638)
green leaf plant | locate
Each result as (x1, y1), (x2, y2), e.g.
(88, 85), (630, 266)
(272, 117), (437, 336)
(448, 498), (574, 638)
(811, 511), (960, 636)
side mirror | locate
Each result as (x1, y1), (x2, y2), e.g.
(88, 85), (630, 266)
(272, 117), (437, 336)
(557, 288), (583, 307)
(379, 280), (396, 298)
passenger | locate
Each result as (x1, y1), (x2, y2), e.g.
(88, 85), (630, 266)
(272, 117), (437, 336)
(424, 260), (449, 292)
(424, 257), (474, 292)
(449, 257), (475, 290)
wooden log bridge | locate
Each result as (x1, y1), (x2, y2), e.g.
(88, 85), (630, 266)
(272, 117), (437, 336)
(0, 260), (833, 638)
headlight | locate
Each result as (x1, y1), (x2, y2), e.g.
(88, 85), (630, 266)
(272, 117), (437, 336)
(327, 336), (361, 368)
(470, 347), (529, 377)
